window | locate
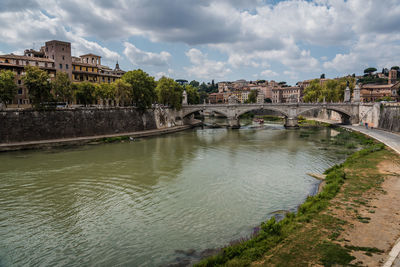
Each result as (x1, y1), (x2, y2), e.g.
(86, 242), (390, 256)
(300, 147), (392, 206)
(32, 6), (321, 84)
(18, 88), (22, 95)
(66, 64), (69, 69)
(86, 67), (88, 71)
(62, 47), (64, 51)
(52, 55), (54, 59)
(73, 65), (75, 70)
(18, 80), (21, 85)
(17, 70), (21, 75)
(59, 64), (62, 69)
(62, 56), (65, 60)
(80, 66), (82, 71)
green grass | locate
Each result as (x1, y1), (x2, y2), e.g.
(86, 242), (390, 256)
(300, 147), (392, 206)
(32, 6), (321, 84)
(195, 130), (392, 267)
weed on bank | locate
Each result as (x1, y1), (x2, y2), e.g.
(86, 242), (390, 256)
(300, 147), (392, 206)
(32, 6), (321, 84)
(196, 130), (390, 267)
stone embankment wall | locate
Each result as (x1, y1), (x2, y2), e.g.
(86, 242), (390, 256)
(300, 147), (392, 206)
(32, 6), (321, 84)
(378, 104), (400, 132)
(301, 109), (342, 122)
(0, 107), (179, 143)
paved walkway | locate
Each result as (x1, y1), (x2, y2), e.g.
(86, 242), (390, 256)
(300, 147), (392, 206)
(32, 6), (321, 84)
(342, 125), (400, 155)
(342, 125), (400, 267)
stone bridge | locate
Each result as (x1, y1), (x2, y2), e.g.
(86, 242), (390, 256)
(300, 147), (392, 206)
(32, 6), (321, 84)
(179, 103), (360, 128)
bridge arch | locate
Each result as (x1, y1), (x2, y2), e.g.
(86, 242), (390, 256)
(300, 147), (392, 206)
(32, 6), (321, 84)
(297, 106), (352, 124)
(236, 106), (289, 118)
(182, 108), (229, 118)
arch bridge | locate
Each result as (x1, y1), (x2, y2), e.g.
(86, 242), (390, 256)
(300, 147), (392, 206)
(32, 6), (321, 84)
(180, 103), (360, 128)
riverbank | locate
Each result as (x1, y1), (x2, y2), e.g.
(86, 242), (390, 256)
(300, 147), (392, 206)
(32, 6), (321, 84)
(0, 123), (201, 152)
(196, 129), (400, 267)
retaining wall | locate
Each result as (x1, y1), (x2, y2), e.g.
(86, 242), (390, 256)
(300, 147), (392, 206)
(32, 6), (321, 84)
(0, 107), (178, 143)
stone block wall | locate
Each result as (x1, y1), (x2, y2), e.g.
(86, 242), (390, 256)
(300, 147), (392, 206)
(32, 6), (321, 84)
(0, 107), (176, 143)
(378, 104), (400, 132)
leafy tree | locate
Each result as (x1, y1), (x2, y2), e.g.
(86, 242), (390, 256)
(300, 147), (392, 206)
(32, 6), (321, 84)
(199, 91), (208, 103)
(122, 69), (156, 110)
(391, 66), (399, 70)
(23, 66), (52, 109)
(199, 82), (208, 92)
(248, 90), (257, 103)
(264, 98), (272, 103)
(189, 80), (200, 88)
(95, 83), (115, 105)
(303, 77), (355, 103)
(0, 70), (17, 107)
(52, 72), (73, 104)
(74, 82), (96, 106)
(185, 85), (200, 104)
(320, 73), (325, 79)
(364, 67), (377, 76)
(114, 79), (132, 106)
(156, 76), (183, 110)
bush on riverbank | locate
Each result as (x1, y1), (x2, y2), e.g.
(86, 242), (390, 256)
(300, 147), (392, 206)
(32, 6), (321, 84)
(196, 131), (386, 267)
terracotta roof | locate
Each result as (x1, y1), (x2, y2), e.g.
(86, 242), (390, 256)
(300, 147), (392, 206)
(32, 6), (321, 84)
(0, 54), (54, 62)
(80, 53), (101, 58)
(361, 84), (395, 89)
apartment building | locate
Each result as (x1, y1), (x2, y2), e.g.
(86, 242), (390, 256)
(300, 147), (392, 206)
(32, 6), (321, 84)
(0, 40), (125, 105)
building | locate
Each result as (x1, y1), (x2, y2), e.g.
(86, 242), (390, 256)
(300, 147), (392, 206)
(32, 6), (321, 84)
(0, 54), (56, 106)
(389, 69), (398, 85)
(0, 40), (125, 106)
(209, 93), (224, 104)
(272, 86), (303, 103)
(360, 82), (399, 102)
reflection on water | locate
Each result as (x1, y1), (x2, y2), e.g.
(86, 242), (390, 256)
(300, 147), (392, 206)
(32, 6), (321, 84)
(1, 125), (347, 266)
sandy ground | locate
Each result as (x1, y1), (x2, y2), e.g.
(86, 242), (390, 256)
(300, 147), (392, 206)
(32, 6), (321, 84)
(335, 159), (400, 266)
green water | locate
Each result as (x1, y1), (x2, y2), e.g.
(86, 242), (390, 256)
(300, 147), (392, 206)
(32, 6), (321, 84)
(0, 123), (349, 266)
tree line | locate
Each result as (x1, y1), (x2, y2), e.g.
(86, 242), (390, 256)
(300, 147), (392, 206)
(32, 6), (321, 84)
(0, 66), (202, 110)
(303, 77), (356, 103)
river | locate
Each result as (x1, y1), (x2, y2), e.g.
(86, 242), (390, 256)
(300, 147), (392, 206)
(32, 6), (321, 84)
(0, 120), (351, 266)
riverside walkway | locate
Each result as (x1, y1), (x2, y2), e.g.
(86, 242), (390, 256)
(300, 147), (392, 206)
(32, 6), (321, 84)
(342, 125), (400, 267)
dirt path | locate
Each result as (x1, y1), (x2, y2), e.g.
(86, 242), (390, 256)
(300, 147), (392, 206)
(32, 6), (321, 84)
(335, 159), (400, 266)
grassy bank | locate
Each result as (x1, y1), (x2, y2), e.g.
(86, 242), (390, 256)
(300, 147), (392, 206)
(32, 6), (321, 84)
(196, 130), (395, 266)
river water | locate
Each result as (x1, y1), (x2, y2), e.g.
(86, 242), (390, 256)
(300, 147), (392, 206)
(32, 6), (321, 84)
(0, 121), (350, 266)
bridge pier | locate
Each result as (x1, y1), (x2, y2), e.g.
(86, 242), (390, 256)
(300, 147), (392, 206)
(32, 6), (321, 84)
(285, 117), (299, 128)
(228, 118), (241, 129)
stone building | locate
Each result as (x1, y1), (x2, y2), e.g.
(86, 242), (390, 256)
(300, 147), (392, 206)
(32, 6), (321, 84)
(0, 40), (125, 106)
(0, 54), (56, 106)
(272, 86), (303, 103)
(360, 82), (399, 102)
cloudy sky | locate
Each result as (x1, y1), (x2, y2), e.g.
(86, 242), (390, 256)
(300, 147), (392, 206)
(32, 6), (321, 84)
(1, 0), (400, 84)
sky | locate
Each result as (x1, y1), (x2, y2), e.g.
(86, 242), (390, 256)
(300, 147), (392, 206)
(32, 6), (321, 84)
(1, 0), (400, 85)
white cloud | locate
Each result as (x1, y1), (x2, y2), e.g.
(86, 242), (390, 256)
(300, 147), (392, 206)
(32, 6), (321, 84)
(1, 0), (400, 81)
(185, 48), (231, 79)
(260, 69), (278, 77)
(123, 42), (170, 67)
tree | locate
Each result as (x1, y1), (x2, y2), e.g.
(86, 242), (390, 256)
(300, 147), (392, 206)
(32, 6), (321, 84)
(199, 82), (208, 92)
(95, 83), (115, 105)
(122, 69), (156, 110)
(320, 73), (325, 79)
(189, 80), (200, 88)
(52, 72), (73, 104)
(391, 66), (399, 70)
(0, 70), (17, 107)
(114, 79), (132, 106)
(23, 66), (52, 109)
(264, 98), (272, 103)
(248, 90), (257, 103)
(199, 91), (208, 103)
(364, 67), (377, 76)
(185, 85), (200, 104)
(155, 76), (183, 110)
(74, 82), (96, 106)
